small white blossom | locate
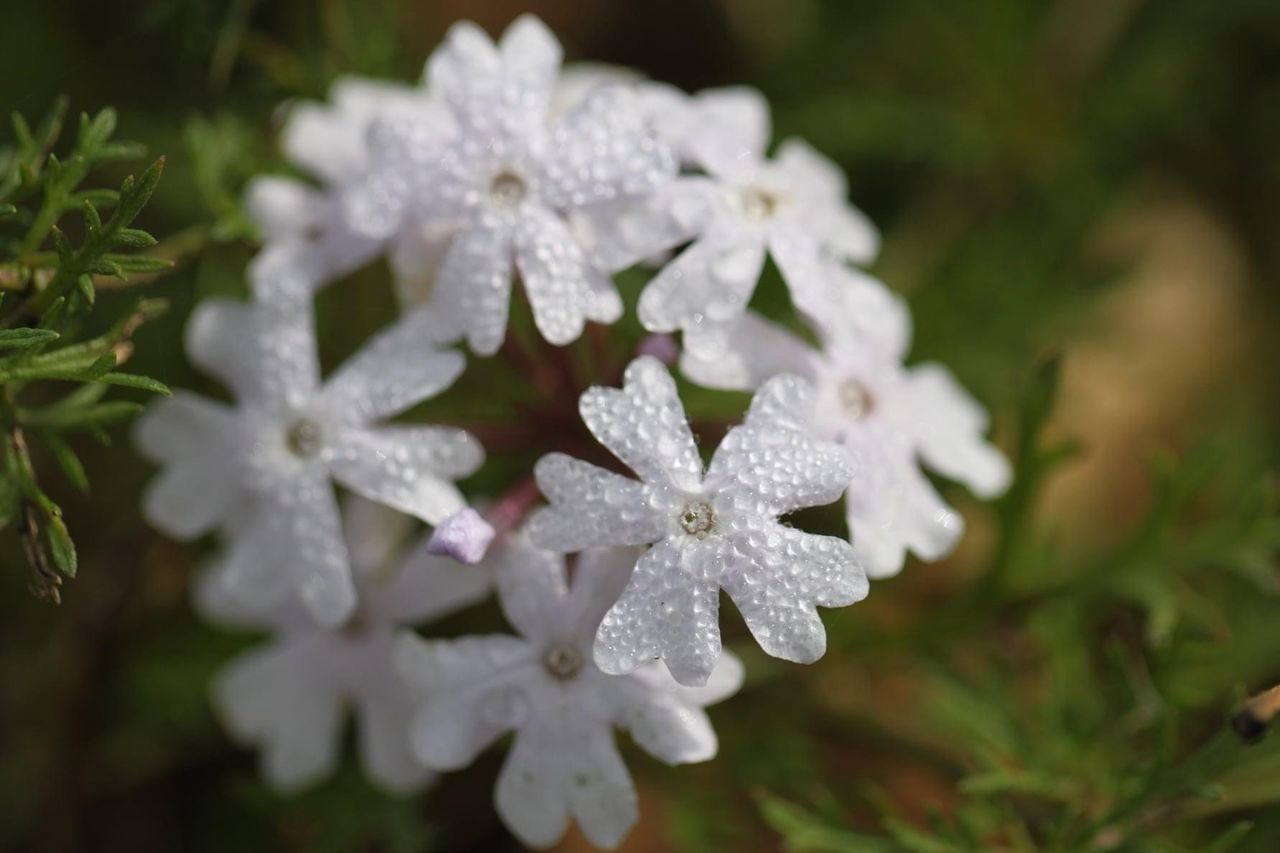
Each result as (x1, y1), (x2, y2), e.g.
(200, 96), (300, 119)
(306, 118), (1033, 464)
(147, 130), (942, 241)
(580, 85), (878, 358)
(527, 356), (866, 686)
(135, 287), (482, 626)
(199, 496), (491, 793)
(682, 267), (1012, 578)
(395, 539), (742, 849)
(245, 77), (443, 292)
(338, 15), (675, 354)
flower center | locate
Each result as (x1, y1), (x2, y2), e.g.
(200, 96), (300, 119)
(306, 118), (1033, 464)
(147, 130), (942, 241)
(544, 644), (584, 681)
(489, 170), (527, 208)
(285, 418), (325, 459)
(738, 186), (780, 222)
(839, 379), (875, 420)
(678, 499), (717, 538)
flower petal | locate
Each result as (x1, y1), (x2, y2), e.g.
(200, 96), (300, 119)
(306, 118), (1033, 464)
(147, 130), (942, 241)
(679, 311), (820, 391)
(563, 547), (641, 646)
(134, 392), (235, 464)
(609, 677), (719, 765)
(490, 537), (570, 645)
(328, 425), (482, 524)
(775, 138), (879, 263)
(373, 533), (494, 625)
(722, 521), (867, 664)
(808, 265), (913, 363)
(355, 673), (436, 794)
(396, 632), (535, 769)
(574, 179), (713, 274)
(141, 459), (241, 540)
(264, 468), (357, 627)
(542, 85), (674, 211)
(637, 234), (765, 335)
(527, 454), (666, 552)
(907, 363), (1012, 498)
(321, 309), (466, 423)
(496, 720), (638, 850)
(244, 176), (324, 242)
(705, 373), (854, 516)
(431, 219), (514, 356)
(680, 87), (772, 178)
(185, 294), (320, 409)
(213, 642), (343, 793)
(578, 356), (703, 491)
(594, 538), (724, 687)
(514, 206), (621, 347)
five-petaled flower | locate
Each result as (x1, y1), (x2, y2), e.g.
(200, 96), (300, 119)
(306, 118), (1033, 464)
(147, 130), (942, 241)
(199, 496), (492, 793)
(682, 265), (1012, 578)
(135, 286), (482, 626)
(339, 15), (675, 354)
(395, 538), (742, 849)
(581, 85), (878, 358)
(528, 356), (868, 686)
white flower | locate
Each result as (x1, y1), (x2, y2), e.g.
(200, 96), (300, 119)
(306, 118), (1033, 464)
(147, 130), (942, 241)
(682, 267), (1012, 578)
(580, 86), (878, 358)
(527, 356), (866, 686)
(395, 539), (742, 849)
(247, 62), (638, 306)
(134, 288), (482, 626)
(339, 15), (675, 354)
(245, 77), (444, 291)
(199, 496), (491, 794)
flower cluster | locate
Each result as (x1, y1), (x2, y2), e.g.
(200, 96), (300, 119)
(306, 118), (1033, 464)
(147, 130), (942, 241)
(138, 14), (1010, 849)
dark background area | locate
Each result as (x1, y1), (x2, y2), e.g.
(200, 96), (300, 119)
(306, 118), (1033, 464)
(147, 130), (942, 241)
(2, 1), (1280, 850)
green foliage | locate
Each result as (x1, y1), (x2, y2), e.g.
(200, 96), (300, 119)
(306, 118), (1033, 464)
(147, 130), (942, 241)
(0, 99), (169, 601)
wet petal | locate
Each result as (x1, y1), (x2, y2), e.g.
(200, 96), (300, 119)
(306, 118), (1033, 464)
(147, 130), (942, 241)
(527, 453), (666, 552)
(328, 425), (483, 524)
(577, 356), (703, 491)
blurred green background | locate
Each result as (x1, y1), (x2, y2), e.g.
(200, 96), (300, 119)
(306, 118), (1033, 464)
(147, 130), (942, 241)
(2, 0), (1280, 850)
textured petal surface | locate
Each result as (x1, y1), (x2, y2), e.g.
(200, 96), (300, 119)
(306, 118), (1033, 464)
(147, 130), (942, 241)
(721, 521), (867, 664)
(328, 425), (482, 524)
(705, 374), (854, 516)
(514, 206), (621, 346)
(575, 178), (712, 273)
(594, 538), (724, 687)
(431, 218), (514, 356)
(321, 310), (466, 423)
(907, 363), (1012, 498)
(527, 454), (666, 552)
(578, 356), (703, 491)
(636, 234), (765, 336)
(541, 85), (674, 211)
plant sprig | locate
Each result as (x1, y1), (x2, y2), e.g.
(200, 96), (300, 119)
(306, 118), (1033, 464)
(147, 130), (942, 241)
(0, 99), (171, 602)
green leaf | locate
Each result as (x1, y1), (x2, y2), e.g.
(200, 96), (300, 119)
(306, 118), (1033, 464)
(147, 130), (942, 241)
(41, 432), (90, 494)
(21, 400), (143, 430)
(97, 372), (170, 395)
(0, 328), (59, 349)
(112, 228), (158, 248)
(43, 513), (77, 578)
